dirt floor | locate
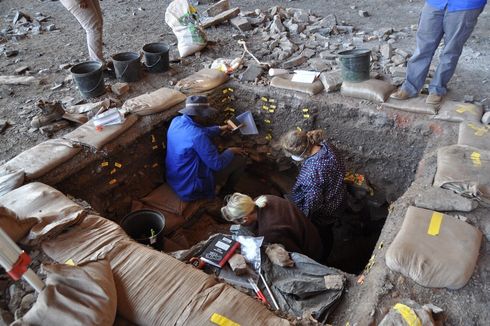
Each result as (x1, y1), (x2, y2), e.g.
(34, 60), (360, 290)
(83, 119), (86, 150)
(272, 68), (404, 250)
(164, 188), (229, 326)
(0, 0), (489, 164)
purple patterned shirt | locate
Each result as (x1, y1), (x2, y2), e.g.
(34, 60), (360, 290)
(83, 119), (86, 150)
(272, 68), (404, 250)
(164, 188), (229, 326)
(291, 142), (345, 224)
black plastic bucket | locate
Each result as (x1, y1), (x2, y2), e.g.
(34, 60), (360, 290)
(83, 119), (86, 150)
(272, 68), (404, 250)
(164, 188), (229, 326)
(338, 49), (371, 83)
(112, 52), (141, 82)
(70, 61), (105, 99)
(121, 210), (165, 250)
(143, 42), (170, 73)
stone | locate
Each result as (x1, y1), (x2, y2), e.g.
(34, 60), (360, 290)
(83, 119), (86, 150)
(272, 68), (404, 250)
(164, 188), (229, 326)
(414, 187), (478, 212)
(358, 10), (369, 17)
(482, 111), (490, 125)
(15, 66), (29, 74)
(301, 48), (316, 58)
(228, 253), (247, 275)
(320, 70), (342, 92)
(45, 24), (56, 32)
(352, 37), (364, 45)
(203, 0), (230, 17)
(380, 43), (393, 59)
(111, 82), (130, 96)
(5, 50), (19, 57)
(282, 55), (306, 69)
(464, 95), (475, 103)
(395, 48), (410, 58)
(319, 51), (337, 60)
(19, 293), (36, 312)
(230, 16), (251, 32)
(239, 64), (263, 82)
(270, 15), (286, 34)
(392, 54), (406, 65)
(201, 7), (240, 28)
(293, 10), (309, 23)
(324, 274), (345, 290)
(59, 63), (72, 70)
(389, 66), (406, 77)
(308, 58), (330, 72)
(283, 19), (300, 34)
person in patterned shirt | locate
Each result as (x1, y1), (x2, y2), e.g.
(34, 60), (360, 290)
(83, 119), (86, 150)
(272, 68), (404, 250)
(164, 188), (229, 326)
(280, 129), (346, 258)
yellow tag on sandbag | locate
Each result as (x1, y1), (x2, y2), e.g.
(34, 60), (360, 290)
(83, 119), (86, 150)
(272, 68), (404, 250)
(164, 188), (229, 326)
(471, 151), (481, 166)
(393, 303), (422, 326)
(210, 313), (240, 326)
(427, 212), (443, 236)
(468, 123), (489, 137)
(65, 259), (76, 266)
(455, 104), (477, 115)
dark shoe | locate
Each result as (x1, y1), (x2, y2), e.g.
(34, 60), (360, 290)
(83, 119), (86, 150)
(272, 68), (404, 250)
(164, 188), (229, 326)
(30, 100), (65, 128)
(426, 93), (443, 105)
(390, 89), (411, 100)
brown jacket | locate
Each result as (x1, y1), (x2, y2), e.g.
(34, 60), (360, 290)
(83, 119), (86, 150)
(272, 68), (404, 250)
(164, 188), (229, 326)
(253, 195), (324, 261)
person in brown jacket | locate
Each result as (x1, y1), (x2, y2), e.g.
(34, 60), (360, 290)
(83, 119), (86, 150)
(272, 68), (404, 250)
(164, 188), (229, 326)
(221, 193), (324, 262)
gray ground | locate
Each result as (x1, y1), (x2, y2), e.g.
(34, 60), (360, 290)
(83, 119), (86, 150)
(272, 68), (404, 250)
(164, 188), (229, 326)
(0, 0), (489, 163)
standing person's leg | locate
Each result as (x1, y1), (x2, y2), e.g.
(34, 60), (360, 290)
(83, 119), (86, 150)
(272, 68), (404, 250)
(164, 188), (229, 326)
(393, 3), (445, 98)
(429, 8), (483, 97)
(59, 0), (104, 63)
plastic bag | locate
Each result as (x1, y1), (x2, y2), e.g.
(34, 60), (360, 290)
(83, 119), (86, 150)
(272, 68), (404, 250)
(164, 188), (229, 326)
(165, 0), (207, 57)
(236, 235), (263, 272)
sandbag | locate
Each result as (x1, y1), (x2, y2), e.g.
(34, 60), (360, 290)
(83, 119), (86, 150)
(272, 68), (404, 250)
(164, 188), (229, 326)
(385, 206), (482, 289)
(63, 114), (138, 150)
(175, 68), (229, 94)
(12, 260), (117, 326)
(121, 87), (186, 116)
(414, 186), (478, 212)
(165, 0), (207, 57)
(177, 283), (290, 326)
(382, 96), (437, 114)
(433, 145), (490, 198)
(341, 79), (395, 103)
(458, 122), (490, 151)
(0, 206), (37, 242)
(270, 75), (324, 95)
(1, 139), (81, 179)
(44, 216), (289, 326)
(0, 169), (24, 197)
(0, 182), (86, 244)
(42, 215), (131, 263)
(319, 70), (342, 93)
(379, 301), (436, 326)
(434, 101), (483, 123)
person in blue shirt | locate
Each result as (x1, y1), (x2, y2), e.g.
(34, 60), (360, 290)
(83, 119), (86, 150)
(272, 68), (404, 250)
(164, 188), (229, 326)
(165, 95), (247, 202)
(391, 0), (486, 105)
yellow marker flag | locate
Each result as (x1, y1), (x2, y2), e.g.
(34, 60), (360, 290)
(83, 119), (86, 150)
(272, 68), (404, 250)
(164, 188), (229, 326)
(427, 212), (443, 236)
(210, 313), (240, 326)
(393, 303), (422, 326)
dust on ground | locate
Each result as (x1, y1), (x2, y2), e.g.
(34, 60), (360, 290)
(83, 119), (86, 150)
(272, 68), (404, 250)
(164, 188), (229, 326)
(0, 0), (489, 164)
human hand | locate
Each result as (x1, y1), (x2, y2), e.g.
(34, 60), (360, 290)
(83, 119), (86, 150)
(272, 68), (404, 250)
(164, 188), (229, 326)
(79, 0), (88, 8)
(219, 124), (233, 133)
(228, 147), (248, 156)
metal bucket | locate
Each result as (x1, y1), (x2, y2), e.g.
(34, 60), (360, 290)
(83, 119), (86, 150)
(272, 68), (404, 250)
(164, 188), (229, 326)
(112, 51), (142, 82)
(70, 61), (105, 99)
(143, 42), (170, 73)
(338, 49), (371, 83)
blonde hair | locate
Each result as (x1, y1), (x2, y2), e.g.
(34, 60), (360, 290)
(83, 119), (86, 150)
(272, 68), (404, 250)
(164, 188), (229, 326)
(221, 193), (267, 223)
(280, 129), (325, 157)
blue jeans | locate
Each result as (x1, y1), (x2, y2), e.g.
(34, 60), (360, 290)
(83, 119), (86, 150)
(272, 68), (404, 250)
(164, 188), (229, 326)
(401, 3), (482, 96)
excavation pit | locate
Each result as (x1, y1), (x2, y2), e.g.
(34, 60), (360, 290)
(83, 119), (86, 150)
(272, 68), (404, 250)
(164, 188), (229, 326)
(45, 83), (432, 275)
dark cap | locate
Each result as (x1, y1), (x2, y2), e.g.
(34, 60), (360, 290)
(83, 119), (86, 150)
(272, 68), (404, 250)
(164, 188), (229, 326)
(178, 95), (218, 118)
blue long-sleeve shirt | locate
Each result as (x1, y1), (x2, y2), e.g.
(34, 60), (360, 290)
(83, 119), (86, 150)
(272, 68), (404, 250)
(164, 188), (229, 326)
(427, 0), (486, 11)
(165, 115), (234, 202)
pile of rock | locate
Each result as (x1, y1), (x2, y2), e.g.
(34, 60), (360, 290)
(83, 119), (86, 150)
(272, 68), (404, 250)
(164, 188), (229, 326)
(1, 10), (55, 47)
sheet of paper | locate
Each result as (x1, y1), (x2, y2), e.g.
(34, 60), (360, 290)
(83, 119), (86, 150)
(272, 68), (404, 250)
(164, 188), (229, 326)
(291, 70), (320, 83)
